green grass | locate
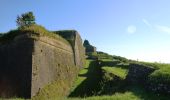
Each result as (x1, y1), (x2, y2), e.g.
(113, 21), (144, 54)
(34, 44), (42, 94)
(0, 24), (69, 45)
(66, 92), (139, 100)
(102, 67), (128, 79)
(67, 60), (170, 99)
(83, 92), (139, 100)
(31, 63), (78, 100)
(2, 59), (170, 100)
(69, 60), (102, 97)
(13, 59), (170, 100)
(69, 60), (91, 93)
(132, 61), (170, 69)
(134, 62), (170, 94)
(149, 66), (170, 84)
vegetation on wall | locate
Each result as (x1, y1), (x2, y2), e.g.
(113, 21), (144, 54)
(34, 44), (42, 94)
(16, 11), (36, 27)
(0, 25), (69, 45)
(53, 30), (76, 47)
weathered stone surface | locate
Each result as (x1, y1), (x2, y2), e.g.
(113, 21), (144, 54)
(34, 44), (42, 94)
(85, 45), (96, 53)
(31, 36), (75, 97)
(0, 31), (85, 98)
(0, 34), (33, 98)
(53, 30), (85, 68)
(126, 63), (155, 84)
(73, 32), (85, 68)
(147, 81), (170, 94)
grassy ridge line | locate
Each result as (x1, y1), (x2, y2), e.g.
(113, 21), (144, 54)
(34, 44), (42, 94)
(0, 25), (69, 45)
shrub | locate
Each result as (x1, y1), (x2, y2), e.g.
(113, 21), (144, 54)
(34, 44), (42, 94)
(16, 11), (36, 27)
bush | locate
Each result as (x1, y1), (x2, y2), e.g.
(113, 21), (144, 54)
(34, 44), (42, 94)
(16, 11), (36, 27)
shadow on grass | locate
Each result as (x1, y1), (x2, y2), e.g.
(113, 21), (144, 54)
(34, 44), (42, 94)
(69, 60), (170, 100)
(69, 60), (102, 97)
(124, 85), (170, 100)
(100, 60), (170, 100)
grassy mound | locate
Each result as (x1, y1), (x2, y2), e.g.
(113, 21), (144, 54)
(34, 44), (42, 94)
(67, 58), (170, 100)
(0, 25), (69, 45)
(147, 65), (170, 94)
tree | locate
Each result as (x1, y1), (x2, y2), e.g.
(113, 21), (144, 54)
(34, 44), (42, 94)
(83, 39), (90, 47)
(16, 11), (36, 27)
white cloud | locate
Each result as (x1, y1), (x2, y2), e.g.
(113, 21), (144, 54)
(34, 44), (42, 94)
(155, 25), (170, 34)
(142, 19), (170, 34)
(127, 25), (136, 34)
(142, 19), (152, 28)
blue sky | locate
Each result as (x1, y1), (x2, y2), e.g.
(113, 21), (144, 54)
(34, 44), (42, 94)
(1, 0), (170, 63)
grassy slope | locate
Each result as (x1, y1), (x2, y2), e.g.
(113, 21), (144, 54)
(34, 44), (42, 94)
(69, 60), (102, 97)
(66, 58), (170, 100)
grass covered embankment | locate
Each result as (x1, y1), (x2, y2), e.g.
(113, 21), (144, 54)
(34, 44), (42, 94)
(66, 53), (170, 100)
(69, 60), (102, 97)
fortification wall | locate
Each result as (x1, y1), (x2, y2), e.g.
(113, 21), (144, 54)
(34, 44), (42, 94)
(0, 34), (33, 98)
(73, 32), (85, 68)
(31, 36), (76, 97)
(53, 30), (85, 68)
(0, 31), (85, 98)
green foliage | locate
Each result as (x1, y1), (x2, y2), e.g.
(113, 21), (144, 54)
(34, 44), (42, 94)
(16, 11), (36, 27)
(0, 29), (21, 43)
(69, 60), (102, 97)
